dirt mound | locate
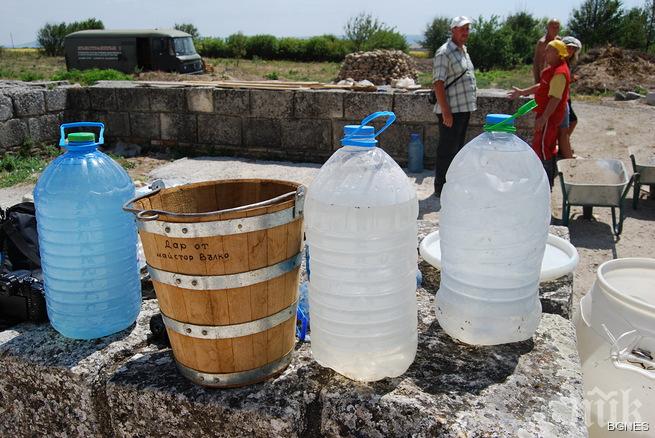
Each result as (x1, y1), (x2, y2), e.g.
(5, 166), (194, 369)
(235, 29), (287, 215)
(575, 45), (655, 94)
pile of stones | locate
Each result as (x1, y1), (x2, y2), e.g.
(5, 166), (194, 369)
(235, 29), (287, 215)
(337, 50), (419, 85)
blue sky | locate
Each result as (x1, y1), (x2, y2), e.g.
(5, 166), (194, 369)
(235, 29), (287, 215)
(1, 0), (647, 47)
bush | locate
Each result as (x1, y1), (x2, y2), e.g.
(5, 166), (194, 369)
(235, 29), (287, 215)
(226, 32), (248, 59)
(51, 68), (132, 85)
(246, 34), (279, 59)
(278, 37), (307, 61)
(196, 37), (229, 58)
(305, 35), (349, 62)
(363, 29), (408, 52)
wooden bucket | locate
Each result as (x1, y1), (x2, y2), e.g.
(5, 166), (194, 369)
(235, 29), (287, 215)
(124, 179), (304, 387)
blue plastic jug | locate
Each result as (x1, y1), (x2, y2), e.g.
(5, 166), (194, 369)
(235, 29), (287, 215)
(33, 122), (141, 339)
(407, 133), (424, 173)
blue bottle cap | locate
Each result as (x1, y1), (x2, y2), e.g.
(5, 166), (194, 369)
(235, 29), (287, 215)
(485, 114), (514, 126)
(341, 125), (377, 147)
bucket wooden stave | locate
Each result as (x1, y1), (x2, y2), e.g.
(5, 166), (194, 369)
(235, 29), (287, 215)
(125, 179), (304, 387)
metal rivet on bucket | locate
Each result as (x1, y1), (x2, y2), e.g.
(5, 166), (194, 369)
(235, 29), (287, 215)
(191, 280), (198, 286)
(185, 328), (192, 334)
(175, 278), (181, 285)
(182, 228), (188, 234)
(164, 226), (171, 233)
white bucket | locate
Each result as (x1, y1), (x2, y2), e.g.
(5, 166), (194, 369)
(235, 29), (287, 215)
(575, 258), (655, 437)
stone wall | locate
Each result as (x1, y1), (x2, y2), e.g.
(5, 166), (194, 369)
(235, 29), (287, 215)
(0, 81), (72, 153)
(1, 80), (535, 166)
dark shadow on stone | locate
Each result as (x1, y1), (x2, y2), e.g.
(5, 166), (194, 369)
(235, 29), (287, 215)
(407, 321), (534, 397)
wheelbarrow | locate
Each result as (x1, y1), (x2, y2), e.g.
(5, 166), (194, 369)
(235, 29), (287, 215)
(558, 158), (636, 236)
(630, 151), (655, 209)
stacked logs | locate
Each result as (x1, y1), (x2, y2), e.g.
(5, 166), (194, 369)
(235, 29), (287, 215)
(337, 50), (419, 85)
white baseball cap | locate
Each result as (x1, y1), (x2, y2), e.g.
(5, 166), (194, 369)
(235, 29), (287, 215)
(562, 36), (582, 50)
(450, 16), (472, 29)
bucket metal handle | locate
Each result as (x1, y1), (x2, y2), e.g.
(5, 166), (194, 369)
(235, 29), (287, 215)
(602, 324), (655, 379)
(123, 184), (305, 222)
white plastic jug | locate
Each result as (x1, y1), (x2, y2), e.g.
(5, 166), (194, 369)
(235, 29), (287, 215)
(436, 114), (551, 345)
(576, 258), (655, 437)
(304, 112), (418, 382)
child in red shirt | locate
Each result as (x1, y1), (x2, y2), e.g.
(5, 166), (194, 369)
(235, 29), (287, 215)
(509, 40), (571, 187)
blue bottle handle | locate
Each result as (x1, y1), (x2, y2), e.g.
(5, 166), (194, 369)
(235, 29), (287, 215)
(344, 111), (396, 141)
(59, 122), (105, 147)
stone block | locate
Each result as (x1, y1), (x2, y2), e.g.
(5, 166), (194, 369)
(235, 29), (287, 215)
(27, 114), (60, 143)
(89, 87), (117, 111)
(343, 91), (394, 120)
(10, 89), (45, 117)
(0, 301), (159, 437)
(150, 88), (186, 112)
(294, 90), (344, 119)
(214, 89), (249, 116)
(0, 119), (29, 148)
(393, 93), (435, 123)
(116, 87), (151, 112)
(281, 119), (331, 152)
(44, 87), (67, 112)
(161, 113), (197, 142)
(647, 92), (655, 106)
(471, 89), (515, 126)
(186, 87), (214, 113)
(197, 114), (241, 145)
(130, 112), (160, 140)
(424, 124), (438, 162)
(243, 118), (281, 149)
(0, 93), (12, 122)
(66, 87), (90, 111)
(89, 112), (130, 138)
(105, 288), (584, 437)
(250, 90), (293, 119)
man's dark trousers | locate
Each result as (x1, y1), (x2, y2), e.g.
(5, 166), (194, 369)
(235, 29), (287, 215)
(435, 112), (471, 194)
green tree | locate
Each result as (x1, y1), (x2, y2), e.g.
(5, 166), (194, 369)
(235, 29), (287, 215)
(37, 18), (104, 56)
(37, 22), (69, 56)
(568, 0), (624, 48)
(226, 32), (248, 64)
(174, 23), (200, 40)
(503, 12), (542, 64)
(67, 18), (104, 34)
(344, 12), (394, 51)
(645, 0), (655, 50)
(467, 16), (515, 70)
(363, 29), (408, 52)
(619, 7), (648, 49)
(421, 17), (451, 55)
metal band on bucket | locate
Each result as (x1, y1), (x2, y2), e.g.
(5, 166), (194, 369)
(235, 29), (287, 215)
(138, 204), (303, 238)
(161, 300), (297, 339)
(147, 253), (302, 290)
(174, 348), (294, 387)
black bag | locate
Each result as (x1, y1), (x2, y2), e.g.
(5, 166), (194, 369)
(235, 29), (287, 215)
(427, 69), (469, 105)
(0, 202), (47, 323)
(1, 202), (41, 271)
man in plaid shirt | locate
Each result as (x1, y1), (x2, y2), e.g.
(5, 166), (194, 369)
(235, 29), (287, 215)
(432, 16), (477, 197)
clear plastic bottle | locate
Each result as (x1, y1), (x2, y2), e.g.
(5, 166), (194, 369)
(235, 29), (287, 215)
(33, 123), (141, 339)
(305, 112), (418, 381)
(436, 114), (550, 345)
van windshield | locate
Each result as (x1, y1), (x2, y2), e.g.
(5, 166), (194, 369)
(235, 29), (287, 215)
(173, 37), (197, 56)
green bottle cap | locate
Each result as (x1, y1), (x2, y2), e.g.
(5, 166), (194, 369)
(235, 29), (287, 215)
(67, 132), (96, 143)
